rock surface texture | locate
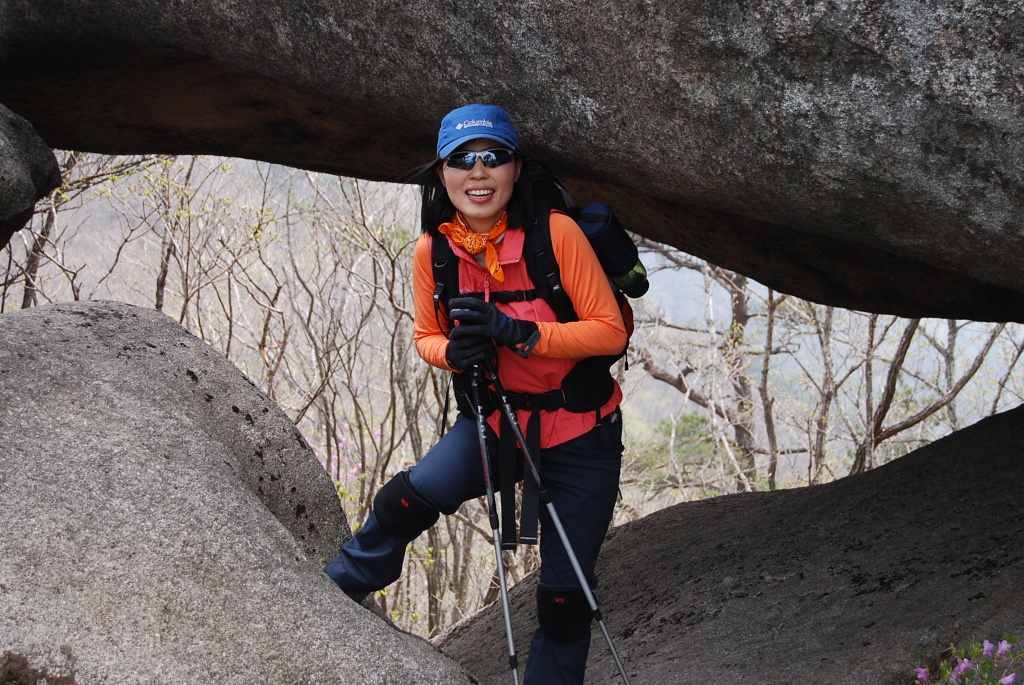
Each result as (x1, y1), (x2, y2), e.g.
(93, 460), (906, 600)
(0, 103), (59, 248)
(0, 301), (474, 685)
(1, 0), (1023, 321)
(440, 405), (1024, 684)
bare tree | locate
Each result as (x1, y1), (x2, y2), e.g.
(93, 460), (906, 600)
(632, 238), (1022, 495)
(759, 289), (787, 490)
(632, 239), (777, 493)
(849, 319), (1005, 475)
(1, 152), (167, 310)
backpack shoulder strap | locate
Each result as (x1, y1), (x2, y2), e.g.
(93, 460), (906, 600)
(523, 209), (579, 324)
(429, 233), (458, 334)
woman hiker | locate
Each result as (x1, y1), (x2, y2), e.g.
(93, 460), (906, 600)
(324, 103), (627, 684)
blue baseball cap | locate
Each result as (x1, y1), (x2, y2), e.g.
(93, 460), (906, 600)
(436, 104), (520, 158)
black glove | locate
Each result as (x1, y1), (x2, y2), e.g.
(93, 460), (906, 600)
(448, 297), (540, 358)
(445, 326), (495, 370)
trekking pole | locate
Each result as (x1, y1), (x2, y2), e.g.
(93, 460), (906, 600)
(482, 360), (631, 685)
(469, 365), (520, 685)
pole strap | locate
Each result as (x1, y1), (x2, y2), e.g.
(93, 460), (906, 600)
(518, 410), (542, 545)
(499, 409), (518, 549)
(497, 406), (542, 548)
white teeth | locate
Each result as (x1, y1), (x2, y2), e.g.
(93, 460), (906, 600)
(468, 189), (494, 197)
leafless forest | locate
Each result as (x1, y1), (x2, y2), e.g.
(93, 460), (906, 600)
(4, 153), (1021, 638)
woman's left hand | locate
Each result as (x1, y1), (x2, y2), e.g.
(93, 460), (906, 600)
(449, 297), (540, 358)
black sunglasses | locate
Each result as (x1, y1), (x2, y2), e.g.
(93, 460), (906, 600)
(444, 148), (516, 171)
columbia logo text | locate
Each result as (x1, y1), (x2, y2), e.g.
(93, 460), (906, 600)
(455, 119), (494, 131)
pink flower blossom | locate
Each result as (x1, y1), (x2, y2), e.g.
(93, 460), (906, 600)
(999, 674), (1015, 685)
(915, 666), (929, 681)
(999, 641), (1014, 657)
(951, 658), (975, 683)
(985, 640), (996, 657)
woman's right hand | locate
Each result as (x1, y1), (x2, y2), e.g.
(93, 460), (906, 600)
(445, 327), (495, 370)
(448, 297), (540, 358)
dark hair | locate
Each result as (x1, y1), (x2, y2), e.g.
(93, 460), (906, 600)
(415, 156), (534, 237)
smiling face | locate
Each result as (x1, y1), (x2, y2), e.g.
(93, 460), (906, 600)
(439, 138), (522, 233)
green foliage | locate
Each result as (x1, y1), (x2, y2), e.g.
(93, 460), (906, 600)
(626, 412), (716, 492)
(652, 413), (713, 463)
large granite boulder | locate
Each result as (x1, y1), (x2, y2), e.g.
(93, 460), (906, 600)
(1, 0), (1022, 321)
(0, 300), (474, 685)
(441, 405), (1024, 684)
(0, 102), (59, 248)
